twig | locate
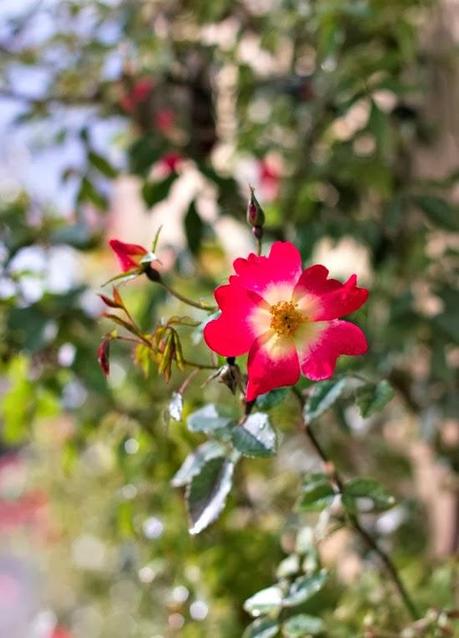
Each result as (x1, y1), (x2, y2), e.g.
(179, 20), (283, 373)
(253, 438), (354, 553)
(159, 280), (217, 312)
(292, 388), (420, 621)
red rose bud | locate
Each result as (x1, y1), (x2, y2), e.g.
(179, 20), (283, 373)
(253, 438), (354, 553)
(109, 239), (148, 272)
(97, 338), (111, 377)
(246, 187), (265, 228)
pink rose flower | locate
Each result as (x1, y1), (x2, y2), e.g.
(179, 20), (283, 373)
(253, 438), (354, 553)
(204, 241), (368, 401)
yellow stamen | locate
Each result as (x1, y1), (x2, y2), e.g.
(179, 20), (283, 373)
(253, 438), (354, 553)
(270, 301), (304, 337)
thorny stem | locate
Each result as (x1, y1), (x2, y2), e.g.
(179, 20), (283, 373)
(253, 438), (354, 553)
(292, 388), (420, 621)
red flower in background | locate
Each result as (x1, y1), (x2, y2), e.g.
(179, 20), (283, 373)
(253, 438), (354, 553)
(50, 626), (73, 638)
(204, 241), (368, 401)
(109, 239), (148, 272)
(155, 108), (175, 133)
(0, 491), (48, 533)
(120, 78), (154, 113)
(258, 157), (281, 201)
(159, 151), (183, 175)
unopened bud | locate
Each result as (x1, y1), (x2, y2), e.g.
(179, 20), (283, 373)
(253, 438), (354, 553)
(97, 338), (111, 377)
(144, 264), (162, 283)
(246, 187), (265, 228)
(218, 361), (243, 395)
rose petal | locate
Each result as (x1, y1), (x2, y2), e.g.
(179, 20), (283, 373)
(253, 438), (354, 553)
(246, 334), (300, 401)
(294, 267), (368, 320)
(204, 283), (262, 357)
(315, 275), (368, 320)
(299, 320), (368, 381)
(109, 239), (147, 272)
(232, 241), (302, 302)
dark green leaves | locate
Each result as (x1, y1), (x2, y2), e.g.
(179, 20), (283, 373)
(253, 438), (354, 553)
(187, 404), (232, 433)
(186, 456), (235, 534)
(243, 618), (279, 638)
(232, 413), (277, 458)
(296, 473), (336, 512)
(244, 585), (284, 617)
(77, 176), (107, 210)
(171, 441), (226, 488)
(243, 566), (328, 635)
(51, 222), (96, 249)
(414, 195), (458, 231)
(88, 150), (118, 178)
(256, 388), (288, 410)
(184, 200), (204, 256)
(283, 571), (328, 607)
(282, 614), (325, 637)
(141, 174), (176, 208)
(342, 477), (395, 513)
(356, 380), (394, 417)
(304, 379), (348, 423)
(176, 406), (278, 534)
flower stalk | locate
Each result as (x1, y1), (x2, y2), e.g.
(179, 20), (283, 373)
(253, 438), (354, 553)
(292, 388), (420, 622)
(144, 265), (216, 312)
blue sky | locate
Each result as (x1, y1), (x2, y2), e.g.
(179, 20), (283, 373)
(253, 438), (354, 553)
(0, 0), (124, 213)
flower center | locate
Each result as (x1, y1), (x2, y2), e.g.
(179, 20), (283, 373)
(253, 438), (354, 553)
(270, 301), (304, 337)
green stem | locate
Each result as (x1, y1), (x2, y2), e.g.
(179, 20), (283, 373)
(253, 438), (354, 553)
(292, 388), (420, 621)
(182, 358), (218, 370)
(160, 280), (217, 312)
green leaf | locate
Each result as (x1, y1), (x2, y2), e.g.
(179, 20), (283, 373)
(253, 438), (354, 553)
(244, 585), (283, 618)
(414, 195), (458, 231)
(368, 100), (391, 156)
(186, 456), (235, 534)
(276, 554), (300, 579)
(232, 413), (277, 458)
(51, 223), (96, 249)
(77, 176), (107, 210)
(342, 478), (395, 513)
(168, 392), (183, 421)
(283, 571), (328, 607)
(304, 379), (348, 423)
(296, 474), (335, 512)
(184, 200), (204, 256)
(356, 380), (394, 417)
(88, 150), (118, 178)
(171, 441), (226, 487)
(141, 174), (176, 208)
(243, 618), (280, 638)
(256, 388), (288, 410)
(187, 404), (233, 433)
(282, 614), (325, 637)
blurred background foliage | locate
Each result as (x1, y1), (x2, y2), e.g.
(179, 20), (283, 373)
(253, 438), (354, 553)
(0, 0), (458, 636)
